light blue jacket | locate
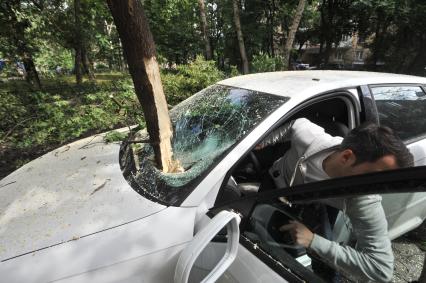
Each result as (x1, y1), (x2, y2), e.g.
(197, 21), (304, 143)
(263, 118), (393, 282)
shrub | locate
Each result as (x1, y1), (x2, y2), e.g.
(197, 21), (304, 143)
(251, 53), (285, 73)
(104, 130), (128, 143)
(162, 55), (225, 105)
(229, 65), (240, 77)
(0, 79), (140, 151)
(34, 42), (74, 75)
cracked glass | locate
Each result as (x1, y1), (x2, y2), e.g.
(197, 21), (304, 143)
(125, 84), (289, 205)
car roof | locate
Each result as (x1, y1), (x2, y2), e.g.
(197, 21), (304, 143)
(218, 71), (426, 98)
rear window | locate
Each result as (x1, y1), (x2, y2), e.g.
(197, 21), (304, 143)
(371, 85), (426, 141)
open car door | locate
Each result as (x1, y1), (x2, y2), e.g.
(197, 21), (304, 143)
(208, 166), (426, 283)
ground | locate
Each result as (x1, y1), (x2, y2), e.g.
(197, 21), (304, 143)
(392, 224), (426, 283)
(341, 225), (426, 282)
(393, 236), (425, 282)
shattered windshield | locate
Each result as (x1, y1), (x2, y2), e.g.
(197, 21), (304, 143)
(122, 84), (289, 206)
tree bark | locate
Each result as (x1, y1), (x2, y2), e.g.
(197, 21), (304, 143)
(371, 10), (382, 70)
(320, 0), (335, 65)
(74, 47), (83, 84)
(403, 36), (425, 75)
(82, 47), (95, 80)
(270, 0), (275, 56)
(5, 1), (42, 89)
(282, 0), (306, 69)
(107, 0), (178, 173)
(232, 0), (249, 74)
(74, 0), (83, 84)
(118, 39), (128, 71)
(22, 54), (41, 89)
(371, 9), (391, 71)
(198, 0), (212, 60)
(318, 0), (326, 66)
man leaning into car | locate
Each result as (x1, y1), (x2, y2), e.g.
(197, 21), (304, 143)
(257, 118), (414, 282)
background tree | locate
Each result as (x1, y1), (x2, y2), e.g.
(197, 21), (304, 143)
(144, 0), (203, 65)
(295, 1), (321, 53)
(282, 0), (306, 68)
(318, 0), (355, 65)
(351, 0), (396, 69)
(74, 0), (83, 84)
(379, 0), (426, 74)
(198, 0), (213, 60)
(0, 0), (42, 89)
(232, 0), (249, 74)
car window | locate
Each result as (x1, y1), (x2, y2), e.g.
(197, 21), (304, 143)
(220, 167), (426, 283)
(241, 201), (328, 282)
(123, 85), (289, 205)
(370, 85), (426, 141)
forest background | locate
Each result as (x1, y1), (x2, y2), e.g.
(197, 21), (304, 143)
(1, 0), (426, 179)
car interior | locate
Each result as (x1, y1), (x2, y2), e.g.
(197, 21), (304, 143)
(213, 97), (352, 279)
(215, 97), (350, 205)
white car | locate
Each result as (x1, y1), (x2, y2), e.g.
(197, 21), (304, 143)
(1, 71), (426, 283)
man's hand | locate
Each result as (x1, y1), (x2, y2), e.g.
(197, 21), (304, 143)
(279, 220), (314, 248)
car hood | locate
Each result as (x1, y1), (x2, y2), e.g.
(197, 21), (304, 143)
(0, 133), (166, 261)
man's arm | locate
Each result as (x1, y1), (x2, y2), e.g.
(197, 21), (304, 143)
(281, 196), (393, 282)
(257, 118), (338, 154)
(256, 120), (294, 149)
(309, 196), (393, 282)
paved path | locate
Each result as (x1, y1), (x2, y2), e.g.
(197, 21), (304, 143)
(392, 237), (425, 282)
(340, 234), (425, 282)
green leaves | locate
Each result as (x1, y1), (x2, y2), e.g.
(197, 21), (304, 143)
(162, 56), (225, 105)
(0, 76), (134, 149)
(144, 0), (203, 64)
(104, 130), (128, 143)
(251, 53), (285, 73)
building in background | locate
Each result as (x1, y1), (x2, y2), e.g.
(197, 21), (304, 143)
(298, 33), (374, 70)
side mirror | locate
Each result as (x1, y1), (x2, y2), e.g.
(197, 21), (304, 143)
(174, 210), (241, 283)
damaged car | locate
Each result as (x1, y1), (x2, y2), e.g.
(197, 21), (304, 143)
(1, 71), (426, 282)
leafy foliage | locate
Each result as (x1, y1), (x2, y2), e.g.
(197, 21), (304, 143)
(162, 56), (225, 105)
(104, 130), (128, 143)
(251, 53), (285, 73)
(34, 42), (74, 75)
(0, 76), (138, 177)
(0, 80), (136, 149)
(144, 0), (204, 64)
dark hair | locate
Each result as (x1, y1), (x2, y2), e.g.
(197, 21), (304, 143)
(340, 123), (414, 168)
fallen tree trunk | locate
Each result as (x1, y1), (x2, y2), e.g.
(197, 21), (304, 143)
(107, 0), (179, 173)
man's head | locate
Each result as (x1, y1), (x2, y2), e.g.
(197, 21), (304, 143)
(331, 123), (413, 177)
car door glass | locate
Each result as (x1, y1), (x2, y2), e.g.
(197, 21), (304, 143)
(211, 166), (426, 283)
(371, 85), (426, 141)
(241, 201), (330, 282)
